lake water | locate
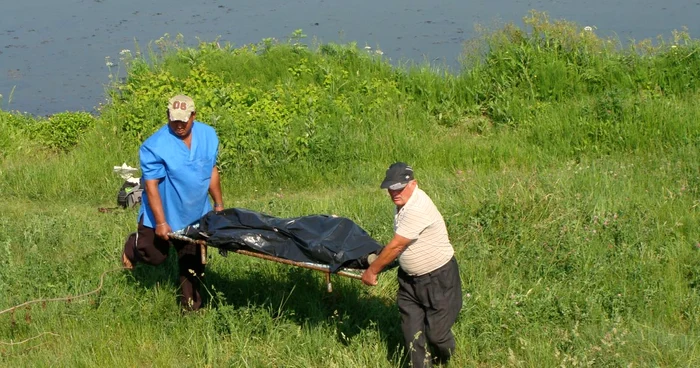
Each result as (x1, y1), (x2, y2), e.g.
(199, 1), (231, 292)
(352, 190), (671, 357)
(1, 0), (698, 116)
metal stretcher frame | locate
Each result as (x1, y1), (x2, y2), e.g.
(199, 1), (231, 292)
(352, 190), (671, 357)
(168, 232), (364, 292)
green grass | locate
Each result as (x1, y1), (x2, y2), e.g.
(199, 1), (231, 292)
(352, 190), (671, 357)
(2, 11), (700, 367)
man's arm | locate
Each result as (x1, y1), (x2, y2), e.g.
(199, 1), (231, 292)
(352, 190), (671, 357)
(361, 233), (412, 286)
(209, 166), (224, 211)
(144, 179), (171, 240)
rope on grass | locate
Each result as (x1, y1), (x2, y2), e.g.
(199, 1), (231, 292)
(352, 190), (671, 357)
(0, 267), (124, 349)
(0, 332), (60, 346)
(0, 267), (124, 316)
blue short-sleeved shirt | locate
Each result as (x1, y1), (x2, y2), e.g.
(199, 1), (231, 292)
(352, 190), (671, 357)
(137, 121), (219, 231)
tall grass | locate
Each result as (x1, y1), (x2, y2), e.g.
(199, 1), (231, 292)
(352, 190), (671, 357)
(2, 11), (700, 367)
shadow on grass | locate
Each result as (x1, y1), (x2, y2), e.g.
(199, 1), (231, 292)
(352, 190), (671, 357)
(125, 248), (181, 302)
(123, 248), (406, 365)
(206, 262), (406, 366)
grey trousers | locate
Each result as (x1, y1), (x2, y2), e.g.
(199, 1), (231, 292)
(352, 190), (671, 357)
(397, 257), (462, 368)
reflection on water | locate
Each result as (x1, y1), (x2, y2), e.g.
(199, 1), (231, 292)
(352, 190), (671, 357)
(1, 0), (698, 115)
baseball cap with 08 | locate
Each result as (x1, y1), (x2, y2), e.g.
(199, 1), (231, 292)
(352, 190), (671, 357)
(380, 162), (415, 190)
(168, 94), (195, 122)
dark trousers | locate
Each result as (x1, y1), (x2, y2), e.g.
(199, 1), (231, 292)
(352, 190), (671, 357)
(123, 217), (204, 311)
(397, 257), (462, 368)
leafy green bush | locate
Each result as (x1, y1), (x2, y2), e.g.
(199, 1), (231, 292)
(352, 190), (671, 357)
(1, 110), (101, 156)
(101, 36), (401, 171)
(460, 11), (700, 128)
(0, 111), (31, 157)
(94, 18), (700, 172)
(27, 112), (96, 151)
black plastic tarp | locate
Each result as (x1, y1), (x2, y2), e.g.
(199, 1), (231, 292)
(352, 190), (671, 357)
(194, 208), (383, 272)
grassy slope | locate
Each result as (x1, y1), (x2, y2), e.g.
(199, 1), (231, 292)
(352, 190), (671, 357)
(2, 13), (700, 367)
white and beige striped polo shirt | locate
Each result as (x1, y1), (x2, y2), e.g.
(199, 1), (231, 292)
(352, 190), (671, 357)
(394, 187), (454, 276)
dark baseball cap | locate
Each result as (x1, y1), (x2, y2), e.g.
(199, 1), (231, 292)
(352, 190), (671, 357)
(380, 162), (415, 190)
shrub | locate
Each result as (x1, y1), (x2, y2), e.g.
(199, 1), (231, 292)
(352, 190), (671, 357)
(28, 112), (97, 151)
(0, 111), (32, 157)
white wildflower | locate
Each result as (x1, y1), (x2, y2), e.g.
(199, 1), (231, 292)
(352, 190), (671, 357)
(671, 45), (677, 49)
(105, 61), (114, 67)
(375, 49), (384, 55)
(364, 45), (372, 50)
(584, 26), (593, 32)
(119, 49), (131, 55)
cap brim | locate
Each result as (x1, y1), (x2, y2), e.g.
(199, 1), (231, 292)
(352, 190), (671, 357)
(169, 110), (191, 122)
(380, 181), (407, 190)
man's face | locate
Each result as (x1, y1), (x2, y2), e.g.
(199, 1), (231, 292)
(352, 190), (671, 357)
(387, 180), (415, 207)
(168, 112), (195, 139)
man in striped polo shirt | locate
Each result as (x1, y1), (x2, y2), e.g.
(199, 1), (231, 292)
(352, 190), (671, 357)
(362, 162), (462, 368)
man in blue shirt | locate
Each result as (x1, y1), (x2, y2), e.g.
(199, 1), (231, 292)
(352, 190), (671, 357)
(122, 94), (224, 311)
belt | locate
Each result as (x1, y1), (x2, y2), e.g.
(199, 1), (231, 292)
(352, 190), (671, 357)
(398, 256), (455, 284)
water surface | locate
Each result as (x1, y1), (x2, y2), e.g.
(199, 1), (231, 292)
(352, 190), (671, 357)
(1, 0), (698, 115)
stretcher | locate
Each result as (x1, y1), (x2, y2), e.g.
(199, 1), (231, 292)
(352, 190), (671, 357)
(168, 208), (383, 291)
(168, 232), (365, 292)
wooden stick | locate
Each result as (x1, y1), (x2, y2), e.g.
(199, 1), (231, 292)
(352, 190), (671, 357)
(234, 249), (363, 280)
(326, 272), (333, 293)
(200, 243), (207, 265)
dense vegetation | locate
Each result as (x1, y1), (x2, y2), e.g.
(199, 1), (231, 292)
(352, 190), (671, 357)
(2, 11), (700, 367)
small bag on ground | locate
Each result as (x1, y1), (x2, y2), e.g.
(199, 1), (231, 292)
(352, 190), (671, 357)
(117, 180), (143, 208)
